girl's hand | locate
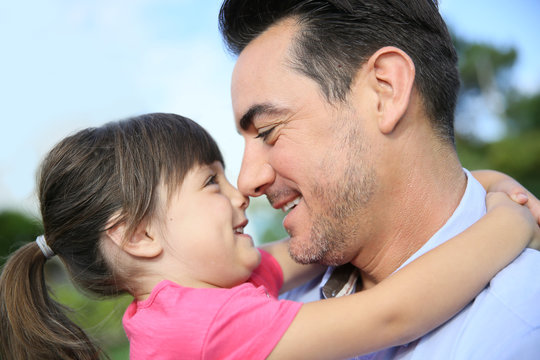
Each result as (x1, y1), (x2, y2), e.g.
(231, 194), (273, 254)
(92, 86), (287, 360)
(472, 170), (540, 226)
(490, 179), (540, 227)
(486, 191), (540, 250)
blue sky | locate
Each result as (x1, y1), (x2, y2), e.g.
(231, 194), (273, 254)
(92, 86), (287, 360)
(1, 0), (539, 215)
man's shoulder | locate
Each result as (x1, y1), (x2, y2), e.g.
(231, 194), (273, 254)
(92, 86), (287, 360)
(485, 248), (540, 326)
(440, 249), (540, 359)
(492, 248), (540, 284)
(399, 250), (540, 360)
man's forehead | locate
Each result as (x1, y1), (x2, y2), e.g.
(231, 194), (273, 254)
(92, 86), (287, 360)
(232, 18), (297, 83)
(231, 20), (299, 122)
(243, 17), (298, 55)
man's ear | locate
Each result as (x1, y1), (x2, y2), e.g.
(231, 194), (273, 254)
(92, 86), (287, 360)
(105, 218), (163, 259)
(365, 46), (415, 134)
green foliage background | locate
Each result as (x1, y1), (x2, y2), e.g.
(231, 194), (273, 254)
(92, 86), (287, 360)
(1, 33), (539, 359)
(454, 34), (540, 196)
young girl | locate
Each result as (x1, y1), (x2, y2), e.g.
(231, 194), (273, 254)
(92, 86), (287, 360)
(0, 113), (537, 360)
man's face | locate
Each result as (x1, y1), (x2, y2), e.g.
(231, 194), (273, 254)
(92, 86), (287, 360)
(231, 20), (379, 266)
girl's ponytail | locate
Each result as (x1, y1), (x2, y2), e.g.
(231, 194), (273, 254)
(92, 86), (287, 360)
(0, 240), (102, 360)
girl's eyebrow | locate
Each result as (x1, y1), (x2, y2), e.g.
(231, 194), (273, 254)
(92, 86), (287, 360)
(205, 161), (225, 175)
(238, 103), (289, 132)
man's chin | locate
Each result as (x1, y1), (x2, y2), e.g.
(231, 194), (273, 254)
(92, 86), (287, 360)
(287, 235), (326, 265)
(289, 236), (352, 267)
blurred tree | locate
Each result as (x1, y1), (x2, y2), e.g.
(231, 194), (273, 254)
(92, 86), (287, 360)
(506, 92), (540, 133)
(456, 40), (517, 93)
(0, 210), (42, 266)
(247, 197), (288, 245)
(453, 33), (540, 196)
(45, 264), (131, 358)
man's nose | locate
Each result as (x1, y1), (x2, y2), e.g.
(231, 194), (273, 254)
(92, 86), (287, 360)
(237, 141), (275, 198)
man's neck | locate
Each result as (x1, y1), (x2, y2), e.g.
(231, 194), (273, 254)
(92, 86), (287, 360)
(352, 148), (467, 289)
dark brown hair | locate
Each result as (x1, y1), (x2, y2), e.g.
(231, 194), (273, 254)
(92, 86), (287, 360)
(219, 0), (460, 143)
(0, 113), (223, 359)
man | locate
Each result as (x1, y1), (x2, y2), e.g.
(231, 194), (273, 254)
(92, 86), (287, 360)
(219, 0), (540, 358)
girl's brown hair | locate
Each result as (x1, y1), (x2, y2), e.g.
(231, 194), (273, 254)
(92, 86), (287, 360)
(0, 113), (223, 359)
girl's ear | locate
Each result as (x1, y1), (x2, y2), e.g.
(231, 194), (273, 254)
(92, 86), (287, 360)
(105, 218), (162, 259)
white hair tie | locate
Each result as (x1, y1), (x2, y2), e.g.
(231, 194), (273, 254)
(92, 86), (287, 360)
(35, 235), (55, 259)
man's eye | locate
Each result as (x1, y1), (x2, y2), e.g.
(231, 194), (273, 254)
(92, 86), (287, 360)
(255, 127), (275, 141)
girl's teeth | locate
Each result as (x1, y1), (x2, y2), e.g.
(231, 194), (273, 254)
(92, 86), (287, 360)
(234, 227), (244, 234)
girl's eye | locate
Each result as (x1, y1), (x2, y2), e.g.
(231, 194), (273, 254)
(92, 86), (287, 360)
(255, 126), (275, 142)
(205, 174), (218, 187)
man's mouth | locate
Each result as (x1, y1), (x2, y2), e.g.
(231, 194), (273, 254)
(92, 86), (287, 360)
(282, 196), (302, 212)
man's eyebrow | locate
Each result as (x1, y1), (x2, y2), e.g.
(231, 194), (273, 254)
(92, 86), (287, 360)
(239, 103), (288, 131)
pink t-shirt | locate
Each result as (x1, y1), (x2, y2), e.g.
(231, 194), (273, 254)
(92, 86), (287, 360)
(123, 250), (302, 359)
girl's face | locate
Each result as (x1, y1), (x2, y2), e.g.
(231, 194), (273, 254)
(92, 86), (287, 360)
(158, 161), (261, 288)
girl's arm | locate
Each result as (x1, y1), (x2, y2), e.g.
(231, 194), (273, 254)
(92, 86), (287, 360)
(269, 193), (538, 360)
(260, 238), (326, 293)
